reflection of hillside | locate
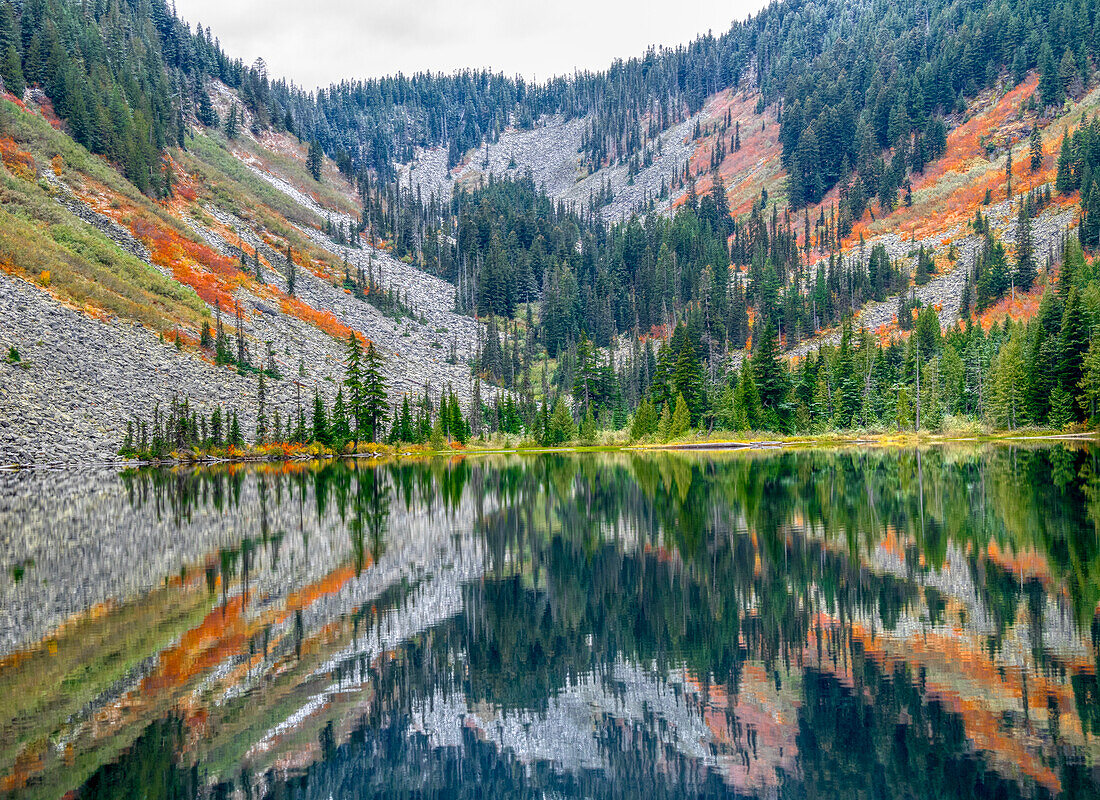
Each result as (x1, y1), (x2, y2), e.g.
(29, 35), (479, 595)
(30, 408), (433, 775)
(0, 447), (1097, 799)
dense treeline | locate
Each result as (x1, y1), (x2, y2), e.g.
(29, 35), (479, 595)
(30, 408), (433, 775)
(386, 173), (936, 358)
(0, 0), (267, 194)
(454, 235), (1098, 441)
(13, 0), (1098, 207)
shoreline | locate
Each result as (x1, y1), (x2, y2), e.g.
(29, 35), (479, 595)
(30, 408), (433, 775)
(3, 430), (1098, 471)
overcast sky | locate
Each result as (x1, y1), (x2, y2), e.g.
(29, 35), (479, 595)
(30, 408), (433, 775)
(172, 0), (766, 89)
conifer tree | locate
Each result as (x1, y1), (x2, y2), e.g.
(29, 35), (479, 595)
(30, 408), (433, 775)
(579, 405), (597, 443)
(344, 334), (365, 448)
(670, 393), (691, 438)
(225, 103), (239, 140)
(285, 244), (297, 296)
(656, 403), (672, 442)
(630, 397), (658, 439)
(752, 322), (789, 429)
(311, 391), (329, 445)
(1030, 127), (1043, 173)
(307, 139), (323, 181)
(256, 372), (267, 444)
(332, 389), (351, 444)
(548, 397), (576, 445)
(362, 341), (388, 442)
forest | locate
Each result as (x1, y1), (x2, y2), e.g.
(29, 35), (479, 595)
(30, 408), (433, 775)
(8, 0), (1100, 446)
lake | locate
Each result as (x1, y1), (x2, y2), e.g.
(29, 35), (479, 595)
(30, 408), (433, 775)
(1, 446), (1098, 798)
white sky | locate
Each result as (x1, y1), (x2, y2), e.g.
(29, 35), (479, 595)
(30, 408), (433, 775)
(172, 0), (767, 89)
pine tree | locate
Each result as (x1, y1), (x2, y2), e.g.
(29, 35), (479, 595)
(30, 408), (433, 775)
(670, 393), (691, 438)
(1039, 40), (1063, 108)
(579, 405), (597, 444)
(225, 103), (240, 140)
(1056, 286), (1089, 414)
(332, 389), (351, 444)
(656, 403), (672, 442)
(256, 372), (268, 444)
(1056, 132), (1076, 192)
(752, 322), (789, 428)
(307, 139), (323, 181)
(1077, 338), (1100, 422)
(345, 334), (365, 447)
(733, 362), (763, 431)
(548, 397), (576, 445)
(312, 390), (329, 445)
(0, 3), (23, 97)
(285, 244), (297, 296)
(1030, 126), (1043, 173)
(1050, 385), (1075, 428)
(630, 397), (658, 439)
(362, 341), (388, 442)
(1014, 205), (1036, 291)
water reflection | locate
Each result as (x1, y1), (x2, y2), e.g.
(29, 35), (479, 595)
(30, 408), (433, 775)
(1, 446), (1099, 798)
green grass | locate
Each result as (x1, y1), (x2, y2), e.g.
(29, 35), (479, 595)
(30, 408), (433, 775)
(0, 98), (209, 330)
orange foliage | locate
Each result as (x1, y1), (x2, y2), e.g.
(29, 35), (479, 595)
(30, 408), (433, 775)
(0, 136), (35, 180)
(672, 90), (785, 218)
(843, 74), (1062, 247)
(975, 277), (1048, 331)
(280, 295), (365, 344)
(34, 94), (62, 129)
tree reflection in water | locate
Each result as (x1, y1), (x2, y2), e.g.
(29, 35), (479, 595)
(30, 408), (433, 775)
(2, 446), (1098, 799)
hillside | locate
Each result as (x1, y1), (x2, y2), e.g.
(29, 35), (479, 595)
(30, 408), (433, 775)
(0, 86), (486, 465)
(2, 0), (1100, 464)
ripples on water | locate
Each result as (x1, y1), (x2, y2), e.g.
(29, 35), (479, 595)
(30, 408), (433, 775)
(1, 445), (1099, 799)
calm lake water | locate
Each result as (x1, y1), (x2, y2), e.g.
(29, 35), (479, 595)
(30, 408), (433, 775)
(1, 446), (1099, 799)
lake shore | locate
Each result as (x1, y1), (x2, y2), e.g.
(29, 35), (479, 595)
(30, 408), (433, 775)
(5, 427), (1097, 471)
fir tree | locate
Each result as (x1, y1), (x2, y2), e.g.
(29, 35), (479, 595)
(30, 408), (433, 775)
(312, 391), (329, 445)
(225, 103), (240, 140)
(285, 244), (297, 296)
(1030, 126), (1043, 173)
(670, 393), (691, 438)
(547, 397), (576, 445)
(752, 322), (789, 429)
(344, 334), (365, 447)
(362, 341), (388, 442)
(579, 405), (597, 443)
(630, 397), (658, 439)
(307, 139), (323, 181)
(1049, 385), (1075, 428)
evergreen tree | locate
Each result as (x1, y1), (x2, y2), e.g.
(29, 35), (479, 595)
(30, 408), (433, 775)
(312, 390), (329, 445)
(1029, 127), (1043, 173)
(332, 389), (350, 444)
(670, 393), (691, 438)
(344, 334), (365, 447)
(225, 103), (240, 140)
(1056, 286), (1089, 416)
(733, 362), (763, 431)
(630, 397), (658, 439)
(362, 341), (388, 442)
(547, 397), (576, 445)
(1049, 385), (1075, 428)
(579, 405), (597, 444)
(307, 139), (324, 181)
(656, 403), (672, 442)
(1014, 205), (1036, 292)
(752, 323), (789, 430)
(285, 245), (297, 296)
(1039, 40), (1063, 108)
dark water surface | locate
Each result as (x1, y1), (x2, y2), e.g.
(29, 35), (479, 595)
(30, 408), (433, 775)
(1, 446), (1099, 799)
